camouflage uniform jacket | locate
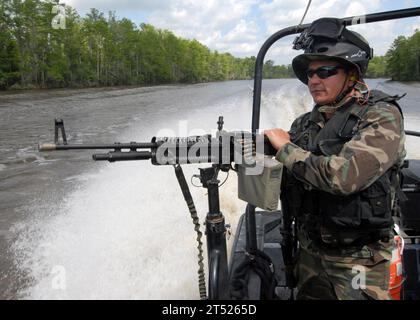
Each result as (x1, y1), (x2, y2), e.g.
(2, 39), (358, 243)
(275, 92), (406, 299)
(276, 95), (406, 196)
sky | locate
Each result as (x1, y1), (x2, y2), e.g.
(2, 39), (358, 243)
(63, 0), (420, 65)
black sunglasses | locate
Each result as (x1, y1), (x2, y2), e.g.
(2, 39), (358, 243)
(306, 66), (346, 80)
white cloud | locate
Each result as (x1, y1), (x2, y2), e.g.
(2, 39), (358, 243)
(265, 43), (297, 63)
(347, 20), (397, 56)
(214, 19), (260, 55)
(62, 0), (420, 65)
(407, 17), (420, 33)
(65, 0), (164, 12)
(259, 0), (398, 64)
(260, 0), (382, 34)
(148, 0), (259, 56)
(149, 0), (257, 31)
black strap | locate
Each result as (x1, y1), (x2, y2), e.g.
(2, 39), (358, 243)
(264, 218), (282, 234)
(174, 165), (207, 300)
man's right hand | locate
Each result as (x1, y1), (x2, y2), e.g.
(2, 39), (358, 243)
(264, 128), (291, 151)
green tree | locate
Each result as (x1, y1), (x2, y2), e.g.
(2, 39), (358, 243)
(386, 31), (420, 81)
(0, 0), (20, 88)
(82, 8), (109, 85)
(0, 0), (300, 89)
(365, 56), (388, 78)
(61, 6), (90, 85)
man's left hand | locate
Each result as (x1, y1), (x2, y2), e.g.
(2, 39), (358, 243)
(264, 128), (291, 151)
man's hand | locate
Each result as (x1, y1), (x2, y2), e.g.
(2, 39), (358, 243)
(264, 128), (291, 151)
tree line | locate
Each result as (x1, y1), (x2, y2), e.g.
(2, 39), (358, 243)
(1, 0), (419, 90)
(385, 30), (420, 81)
(364, 30), (420, 80)
(0, 0), (294, 90)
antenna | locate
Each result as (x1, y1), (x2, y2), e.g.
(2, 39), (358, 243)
(298, 0), (312, 26)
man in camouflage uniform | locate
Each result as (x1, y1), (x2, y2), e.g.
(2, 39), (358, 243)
(265, 18), (406, 300)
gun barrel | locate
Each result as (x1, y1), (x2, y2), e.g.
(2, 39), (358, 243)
(93, 151), (152, 162)
(39, 142), (157, 151)
(405, 130), (420, 138)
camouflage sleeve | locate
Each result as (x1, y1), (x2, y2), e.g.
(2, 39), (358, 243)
(275, 103), (405, 195)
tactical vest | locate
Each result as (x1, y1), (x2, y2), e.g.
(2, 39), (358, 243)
(289, 90), (404, 245)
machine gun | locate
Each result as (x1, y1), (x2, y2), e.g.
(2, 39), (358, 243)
(39, 118), (278, 165)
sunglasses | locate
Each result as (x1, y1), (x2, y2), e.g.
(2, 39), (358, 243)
(306, 66), (346, 80)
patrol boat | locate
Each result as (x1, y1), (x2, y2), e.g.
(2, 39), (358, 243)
(38, 6), (420, 300)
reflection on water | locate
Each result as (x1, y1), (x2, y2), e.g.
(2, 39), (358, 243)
(1, 79), (419, 299)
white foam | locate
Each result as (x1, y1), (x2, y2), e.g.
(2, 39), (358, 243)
(13, 162), (215, 299)
(12, 90), (250, 300)
(16, 148), (46, 163)
(260, 81), (312, 130)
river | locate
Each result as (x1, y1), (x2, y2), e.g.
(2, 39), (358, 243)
(0, 79), (419, 299)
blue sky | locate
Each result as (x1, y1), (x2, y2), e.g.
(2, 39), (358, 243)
(64, 0), (420, 64)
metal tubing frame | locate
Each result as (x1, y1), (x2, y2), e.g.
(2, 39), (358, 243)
(201, 166), (230, 300)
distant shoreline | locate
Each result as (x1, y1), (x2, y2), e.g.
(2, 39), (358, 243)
(1, 78), (420, 96)
(386, 80), (420, 87)
(0, 82), (221, 99)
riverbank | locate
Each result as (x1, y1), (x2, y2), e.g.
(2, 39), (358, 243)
(0, 83), (193, 105)
(0, 79), (253, 101)
(375, 79), (420, 87)
(395, 80), (420, 87)
(0, 83), (179, 96)
(2, 79), (420, 106)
